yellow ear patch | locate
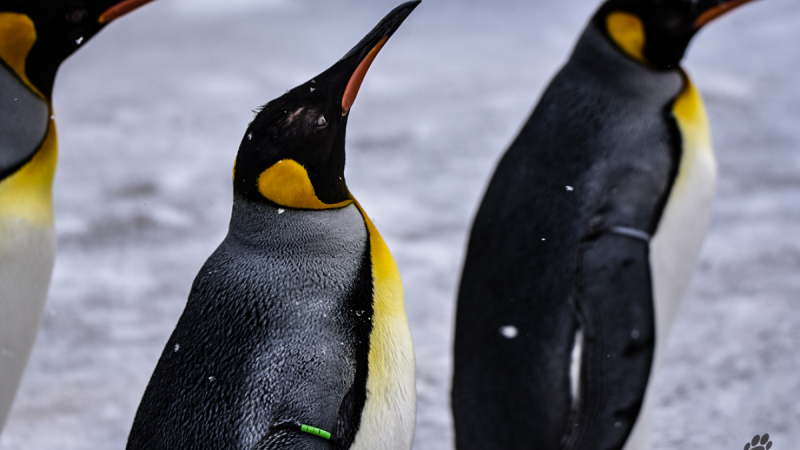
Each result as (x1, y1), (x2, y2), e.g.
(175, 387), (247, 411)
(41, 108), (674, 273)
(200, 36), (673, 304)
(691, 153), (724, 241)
(257, 159), (351, 210)
(606, 11), (647, 64)
(0, 13), (42, 97)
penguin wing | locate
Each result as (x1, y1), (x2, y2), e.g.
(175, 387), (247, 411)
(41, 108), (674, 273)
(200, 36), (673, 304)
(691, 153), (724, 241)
(565, 230), (656, 450)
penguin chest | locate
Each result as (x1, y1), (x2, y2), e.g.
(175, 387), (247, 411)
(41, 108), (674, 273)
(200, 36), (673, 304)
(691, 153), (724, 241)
(0, 61), (57, 428)
(0, 218), (55, 421)
(0, 119), (58, 370)
(160, 203), (415, 449)
(223, 205), (374, 446)
(238, 203), (415, 450)
(349, 204), (415, 450)
(649, 79), (717, 343)
(0, 218), (56, 340)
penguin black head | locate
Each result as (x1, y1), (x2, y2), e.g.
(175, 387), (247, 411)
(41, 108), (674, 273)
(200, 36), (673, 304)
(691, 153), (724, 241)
(592, 0), (757, 69)
(233, 1), (420, 210)
(0, 0), (156, 99)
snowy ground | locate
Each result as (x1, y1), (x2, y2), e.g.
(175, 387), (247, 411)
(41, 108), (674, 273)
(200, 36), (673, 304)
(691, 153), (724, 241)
(2, 0), (798, 449)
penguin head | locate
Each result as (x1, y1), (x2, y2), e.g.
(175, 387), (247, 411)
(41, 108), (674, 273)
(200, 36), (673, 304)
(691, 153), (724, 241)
(0, 0), (156, 99)
(593, 0), (757, 69)
(233, 1), (420, 210)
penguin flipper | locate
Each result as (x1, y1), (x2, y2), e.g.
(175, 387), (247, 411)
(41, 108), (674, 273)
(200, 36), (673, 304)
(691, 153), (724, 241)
(256, 425), (331, 450)
(566, 232), (656, 450)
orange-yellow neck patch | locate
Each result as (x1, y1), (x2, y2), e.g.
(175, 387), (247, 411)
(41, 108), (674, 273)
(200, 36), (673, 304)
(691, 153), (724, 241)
(0, 119), (58, 227)
(257, 159), (351, 210)
(672, 74), (709, 130)
(0, 13), (43, 97)
(668, 71), (714, 198)
(351, 199), (412, 401)
(606, 11), (647, 64)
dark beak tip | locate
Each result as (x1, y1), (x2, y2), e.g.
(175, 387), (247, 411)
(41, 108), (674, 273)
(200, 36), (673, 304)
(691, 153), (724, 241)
(339, 1), (420, 113)
(375, 1), (422, 43)
(338, 1), (421, 64)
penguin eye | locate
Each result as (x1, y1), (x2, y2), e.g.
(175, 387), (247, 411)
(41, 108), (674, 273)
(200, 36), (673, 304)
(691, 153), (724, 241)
(66, 9), (88, 23)
(315, 115), (328, 130)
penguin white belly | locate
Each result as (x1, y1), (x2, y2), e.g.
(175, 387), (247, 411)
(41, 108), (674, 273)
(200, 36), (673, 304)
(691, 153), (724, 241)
(0, 220), (55, 430)
(0, 95), (57, 432)
(350, 315), (416, 450)
(350, 205), (416, 450)
(623, 78), (717, 450)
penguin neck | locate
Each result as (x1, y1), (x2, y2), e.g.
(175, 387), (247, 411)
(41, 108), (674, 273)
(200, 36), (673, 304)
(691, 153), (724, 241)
(569, 24), (684, 105)
(227, 194), (365, 252)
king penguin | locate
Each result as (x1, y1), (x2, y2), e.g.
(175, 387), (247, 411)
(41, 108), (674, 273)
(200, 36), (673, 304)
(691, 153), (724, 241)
(0, 0), (155, 433)
(452, 1), (757, 449)
(126, 3), (420, 449)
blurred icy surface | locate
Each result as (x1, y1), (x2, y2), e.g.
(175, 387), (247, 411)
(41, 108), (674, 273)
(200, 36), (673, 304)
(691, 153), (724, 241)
(1, 0), (799, 449)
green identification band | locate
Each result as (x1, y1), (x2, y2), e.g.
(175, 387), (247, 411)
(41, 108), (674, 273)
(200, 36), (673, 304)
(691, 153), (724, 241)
(300, 424), (331, 440)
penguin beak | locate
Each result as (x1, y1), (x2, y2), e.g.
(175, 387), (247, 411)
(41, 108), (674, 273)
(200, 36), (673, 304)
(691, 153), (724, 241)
(694, 0), (758, 28)
(339, 1), (420, 115)
(98, 0), (157, 24)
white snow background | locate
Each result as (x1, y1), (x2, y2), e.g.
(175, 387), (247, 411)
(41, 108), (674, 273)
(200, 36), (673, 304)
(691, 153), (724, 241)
(2, 0), (799, 449)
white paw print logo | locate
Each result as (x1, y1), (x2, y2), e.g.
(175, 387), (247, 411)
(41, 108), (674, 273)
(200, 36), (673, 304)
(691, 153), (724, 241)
(744, 434), (772, 450)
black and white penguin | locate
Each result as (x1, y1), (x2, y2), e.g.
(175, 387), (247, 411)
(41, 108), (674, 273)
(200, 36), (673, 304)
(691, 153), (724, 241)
(126, 3), (420, 449)
(0, 0), (154, 433)
(452, 1), (757, 449)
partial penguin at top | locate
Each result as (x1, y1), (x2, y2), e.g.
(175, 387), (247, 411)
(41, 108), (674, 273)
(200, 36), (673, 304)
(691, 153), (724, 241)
(0, 0), (155, 434)
(452, 1), (759, 449)
(126, 3), (420, 450)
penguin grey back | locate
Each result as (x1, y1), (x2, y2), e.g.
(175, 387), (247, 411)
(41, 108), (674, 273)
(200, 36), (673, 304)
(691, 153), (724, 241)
(452, 24), (684, 450)
(127, 199), (374, 450)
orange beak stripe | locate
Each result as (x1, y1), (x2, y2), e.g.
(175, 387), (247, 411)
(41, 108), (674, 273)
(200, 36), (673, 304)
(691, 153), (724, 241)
(99, 0), (156, 24)
(342, 36), (389, 115)
(695, 0), (755, 28)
